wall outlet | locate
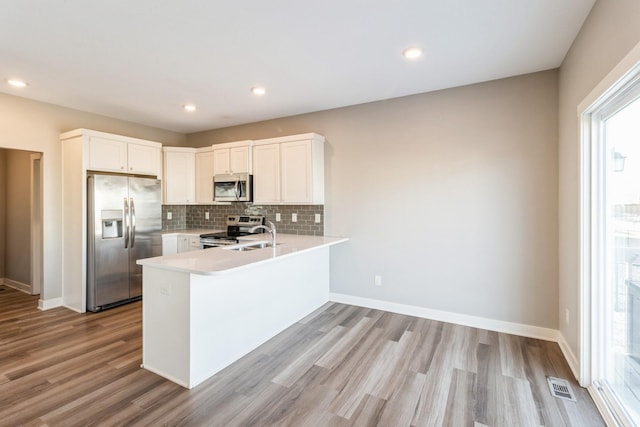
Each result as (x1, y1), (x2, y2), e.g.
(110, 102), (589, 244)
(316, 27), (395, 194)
(205, 211), (209, 220)
(276, 213), (281, 222)
(565, 309), (570, 325)
(315, 213), (321, 223)
(374, 275), (382, 287)
(292, 213), (297, 222)
(167, 212), (172, 220)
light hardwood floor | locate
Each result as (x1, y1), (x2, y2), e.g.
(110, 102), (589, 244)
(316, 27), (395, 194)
(0, 285), (604, 426)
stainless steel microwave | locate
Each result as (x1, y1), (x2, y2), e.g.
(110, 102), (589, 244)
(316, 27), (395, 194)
(213, 173), (253, 202)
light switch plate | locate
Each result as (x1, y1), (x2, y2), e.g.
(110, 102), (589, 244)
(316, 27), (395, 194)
(276, 213), (281, 222)
(315, 214), (321, 223)
(205, 212), (209, 220)
(167, 212), (172, 220)
(292, 213), (297, 222)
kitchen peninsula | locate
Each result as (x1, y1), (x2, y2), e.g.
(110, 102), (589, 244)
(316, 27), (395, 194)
(137, 233), (348, 388)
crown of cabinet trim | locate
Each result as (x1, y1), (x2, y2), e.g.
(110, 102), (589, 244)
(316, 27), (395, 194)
(252, 133), (325, 146)
(211, 140), (253, 149)
(60, 128), (163, 149)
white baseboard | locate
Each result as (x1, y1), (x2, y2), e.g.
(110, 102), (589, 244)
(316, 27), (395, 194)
(558, 332), (580, 382)
(38, 297), (64, 310)
(3, 278), (32, 294)
(329, 293), (560, 342)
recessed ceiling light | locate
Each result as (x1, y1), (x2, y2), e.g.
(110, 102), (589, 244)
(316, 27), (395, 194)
(402, 47), (423, 60)
(183, 104), (197, 112)
(7, 78), (28, 88)
(251, 86), (266, 96)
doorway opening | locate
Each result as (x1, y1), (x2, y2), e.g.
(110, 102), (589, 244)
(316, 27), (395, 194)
(0, 148), (43, 297)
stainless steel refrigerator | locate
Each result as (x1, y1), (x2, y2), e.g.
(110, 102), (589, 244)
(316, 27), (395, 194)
(87, 173), (161, 312)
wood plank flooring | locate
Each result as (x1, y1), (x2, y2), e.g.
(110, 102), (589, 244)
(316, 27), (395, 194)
(0, 285), (605, 426)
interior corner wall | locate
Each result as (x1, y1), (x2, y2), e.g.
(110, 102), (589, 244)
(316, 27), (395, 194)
(0, 149), (6, 278)
(558, 0), (640, 362)
(188, 69), (560, 329)
(0, 92), (185, 304)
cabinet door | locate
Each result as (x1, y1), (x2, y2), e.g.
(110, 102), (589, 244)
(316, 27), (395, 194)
(230, 146), (250, 174)
(88, 137), (127, 172)
(128, 143), (160, 176)
(162, 235), (178, 255)
(213, 149), (230, 175)
(252, 144), (280, 204)
(177, 235), (190, 253)
(188, 236), (201, 251)
(164, 151), (195, 204)
(281, 141), (312, 203)
(195, 151), (215, 203)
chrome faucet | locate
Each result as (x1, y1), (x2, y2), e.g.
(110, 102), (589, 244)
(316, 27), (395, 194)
(250, 221), (277, 247)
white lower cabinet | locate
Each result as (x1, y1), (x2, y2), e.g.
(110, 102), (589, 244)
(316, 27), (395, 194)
(162, 234), (178, 255)
(177, 235), (191, 253)
(189, 236), (200, 251)
(162, 234), (201, 255)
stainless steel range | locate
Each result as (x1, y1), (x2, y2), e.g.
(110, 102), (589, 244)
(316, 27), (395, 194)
(200, 215), (265, 249)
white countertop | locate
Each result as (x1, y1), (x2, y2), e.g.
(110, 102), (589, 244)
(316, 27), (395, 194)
(138, 233), (348, 276)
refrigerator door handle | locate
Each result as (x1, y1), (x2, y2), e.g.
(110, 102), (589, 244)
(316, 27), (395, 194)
(130, 198), (136, 248)
(124, 197), (130, 248)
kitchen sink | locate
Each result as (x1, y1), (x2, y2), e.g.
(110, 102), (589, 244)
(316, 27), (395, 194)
(223, 241), (274, 252)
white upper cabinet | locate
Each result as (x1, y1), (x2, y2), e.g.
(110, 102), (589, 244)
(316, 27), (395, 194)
(88, 137), (127, 172)
(163, 147), (195, 205)
(229, 146), (250, 174)
(213, 149), (230, 175)
(281, 140), (313, 204)
(195, 147), (215, 203)
(252, 143), (281, 204)
(86, 134), (161, 177)
(212, 141), (252, 175)
(252, 133), (324, 205)
(127, 142), (161, 175)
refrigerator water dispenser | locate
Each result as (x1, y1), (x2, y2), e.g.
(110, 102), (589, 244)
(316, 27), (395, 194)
(101, 210), (123, 239)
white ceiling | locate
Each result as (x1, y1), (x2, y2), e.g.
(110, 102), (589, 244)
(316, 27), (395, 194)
(0, 0), (595, 134)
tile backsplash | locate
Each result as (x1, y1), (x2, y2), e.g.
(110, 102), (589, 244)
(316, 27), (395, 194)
(161, 205), (187, 230)
(162, 203), (324, 236)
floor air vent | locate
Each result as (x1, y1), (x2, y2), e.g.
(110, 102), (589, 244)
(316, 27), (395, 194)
(546, 376), (576, 401)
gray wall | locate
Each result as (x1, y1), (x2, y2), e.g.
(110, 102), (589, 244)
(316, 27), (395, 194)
(0, 92), (185, 302)
(0, 149), (5, 278)
(559, 0), (640, 361)
(4, 149), (33, 285)
(189, 70), (560, 329)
